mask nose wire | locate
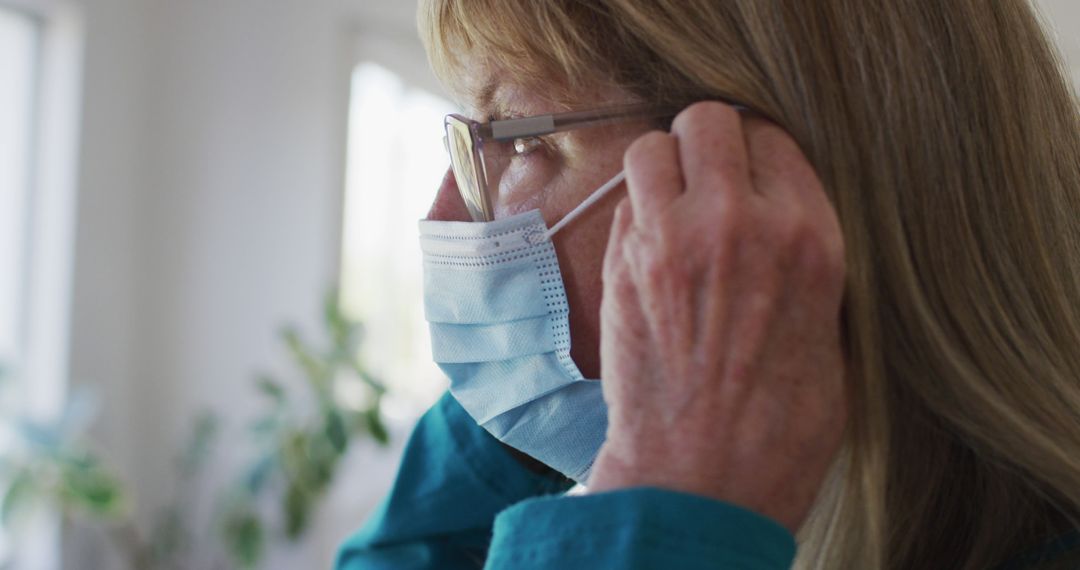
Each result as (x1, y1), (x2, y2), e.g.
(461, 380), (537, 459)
(536, 171), (627, 243)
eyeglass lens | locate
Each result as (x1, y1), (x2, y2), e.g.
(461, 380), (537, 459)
(448, 115), (536, 222)
(445, 117), (490, 221)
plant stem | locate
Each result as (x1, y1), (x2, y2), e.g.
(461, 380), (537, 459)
(110, 521), (152, 570)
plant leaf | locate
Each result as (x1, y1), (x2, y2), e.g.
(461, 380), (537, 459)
(255, 375), (286, 405)
(249, 415), (279, 439)
(244, 454), (276, 495)
(16, 419), (62, 451)
(364, 409), (389, 446)
(59, 457), (127, 518)
(180, 411), (220, 477)
(281, 328), (330, 398)
(279, 430), (307, 482)
(283, 482), (310, 539)
(323, 410), (347, 454)
(355, 367), (387, 395)
(2, 468), (38, 527)
(324, 290), (349, 346)
(221, 505), (264, 569)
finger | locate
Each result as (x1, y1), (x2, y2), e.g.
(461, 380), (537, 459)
(671, 101), (752, 200)
(744, 119), (846, 304)
(623, 130), (683, 227)
(601, 198), (646, 350)
(744, 118), (844, 266)
(743, 118), (819, 204)
(603, 197), (635, 279)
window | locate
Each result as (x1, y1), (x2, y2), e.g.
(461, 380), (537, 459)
(0, 6), (39, 384)
(0, 7), (42, 566)
(339, 62), (456, 419)
(0, 4), (82, 567)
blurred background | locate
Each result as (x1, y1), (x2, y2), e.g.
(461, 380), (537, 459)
(0, 0), (1076, 568)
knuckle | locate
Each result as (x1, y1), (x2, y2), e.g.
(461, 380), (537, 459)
(703, 219), (740, 274)
(746, 121), (816, 180)
(629, 236), (679, 291)
(710, 162), (751, 201)
(624, 130), (673, 170)
(712, 158), (747, 190)
(612, 197), (633, 226)
(603, 251), (634, 291)
(641, 263), (667, 292)
(710, 157), (749, 193)
(782, 218), (845, 281)
(821, 234), (848, 286)
(673, 101), (737, 134)
(711, 200), (744, 241)
(746, 119), (796, 154)
(755, 204), (809, 264)
(783, 220), (816, 261)
(778, 210), (810, 248)
(638, 246), (669, 286)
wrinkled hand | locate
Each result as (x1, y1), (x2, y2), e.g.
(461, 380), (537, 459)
(588, 102), (848, 533)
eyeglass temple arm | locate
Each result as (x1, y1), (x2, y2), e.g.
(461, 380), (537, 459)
(480, 104), (674, 141)
(480, 102), (749, 141)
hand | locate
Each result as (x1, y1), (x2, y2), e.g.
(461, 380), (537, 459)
(588, 102), (848, 533)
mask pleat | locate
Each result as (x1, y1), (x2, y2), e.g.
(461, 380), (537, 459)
(419, 207), (607, 484)
(423, 263), (550, 324)
(482, 381), (607, 482)
(428, 317), (556, 363)
(441, 353), (578, 423)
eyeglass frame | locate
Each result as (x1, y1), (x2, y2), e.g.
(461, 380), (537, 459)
(443, 103), (688, 222)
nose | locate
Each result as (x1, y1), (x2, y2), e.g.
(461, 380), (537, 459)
(427, 167), (472, 222)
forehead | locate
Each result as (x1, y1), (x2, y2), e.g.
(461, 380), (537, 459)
(447, 55), (635, 120)
(448, 57), (546, 118)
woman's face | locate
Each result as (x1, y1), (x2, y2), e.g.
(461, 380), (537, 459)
(426, 61), (655, 378)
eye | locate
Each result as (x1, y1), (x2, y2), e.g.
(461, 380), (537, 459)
(513, 136), (544, 157)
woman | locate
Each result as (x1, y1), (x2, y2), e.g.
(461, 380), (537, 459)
(338, 0), (1080, 568)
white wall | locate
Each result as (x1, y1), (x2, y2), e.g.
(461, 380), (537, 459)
(126, 0), (346, 525)
(1035, 0), (1080, 91)
(65, 0), (426, 568)
(37, 0), (1080, 567)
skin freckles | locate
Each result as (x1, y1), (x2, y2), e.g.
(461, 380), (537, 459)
(589, 102), (847, 532)
(430, 66), (849, 533)
(427, 58), (654, 379)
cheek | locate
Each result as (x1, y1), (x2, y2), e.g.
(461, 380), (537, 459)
(493, 153), (562, 218)
(552, 186), (624, 379)
(493, 164), (547, 218)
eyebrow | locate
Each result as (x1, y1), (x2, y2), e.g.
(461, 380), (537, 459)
(475, 80), (498, 116)
(471, 80), (522, 121)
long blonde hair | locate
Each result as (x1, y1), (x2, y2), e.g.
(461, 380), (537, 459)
(419, 1), (1080, 568)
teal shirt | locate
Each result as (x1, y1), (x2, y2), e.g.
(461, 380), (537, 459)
(336, 391), (1076, 569)
(335, 391), (794, 569)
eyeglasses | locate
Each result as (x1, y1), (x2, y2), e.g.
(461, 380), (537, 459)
(443, 103), (679, 222)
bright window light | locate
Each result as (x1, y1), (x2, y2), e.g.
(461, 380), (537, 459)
(339, 62), (456, 419)
(0, 8), (38, 371)
(0, 6), (41, 565)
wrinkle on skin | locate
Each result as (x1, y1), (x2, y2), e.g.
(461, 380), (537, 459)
(428, 57), (653, 379)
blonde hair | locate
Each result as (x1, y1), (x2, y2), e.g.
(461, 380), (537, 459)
(419, 1), (1080, 568)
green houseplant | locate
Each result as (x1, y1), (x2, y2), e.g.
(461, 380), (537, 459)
(0, 292), (389, 569)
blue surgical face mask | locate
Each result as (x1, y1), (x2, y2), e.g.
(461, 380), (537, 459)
(418, 172), (626, 483)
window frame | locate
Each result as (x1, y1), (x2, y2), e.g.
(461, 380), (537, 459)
(0, 2), (84, 569)
(0, 3), (41, 387)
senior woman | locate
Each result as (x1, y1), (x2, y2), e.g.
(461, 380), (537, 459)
(337, 0), (1080, 568)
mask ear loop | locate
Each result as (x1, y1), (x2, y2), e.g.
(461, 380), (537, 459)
(531, 171), (627, 244)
